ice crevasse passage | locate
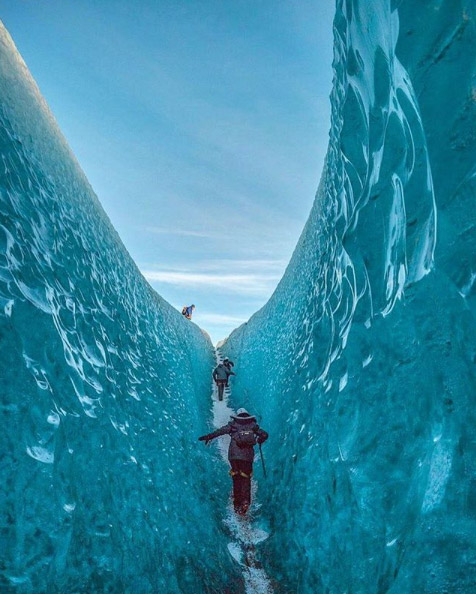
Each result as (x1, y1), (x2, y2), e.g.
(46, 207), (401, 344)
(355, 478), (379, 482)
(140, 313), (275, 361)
(1, 1), (476, 593)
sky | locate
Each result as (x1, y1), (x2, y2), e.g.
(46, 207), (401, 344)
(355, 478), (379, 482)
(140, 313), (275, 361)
(2, 0), (334, 344)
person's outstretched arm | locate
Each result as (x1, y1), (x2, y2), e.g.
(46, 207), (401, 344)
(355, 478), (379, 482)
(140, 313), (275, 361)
(255, 427), (268, 444)
(198, 424), (231, 444)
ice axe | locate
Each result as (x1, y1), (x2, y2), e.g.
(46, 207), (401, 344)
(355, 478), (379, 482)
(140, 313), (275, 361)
(258, 443), (267, 479)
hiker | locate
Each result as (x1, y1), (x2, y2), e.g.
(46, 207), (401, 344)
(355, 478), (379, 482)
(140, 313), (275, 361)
(222, 357), (235, 380)
(222, 358), (235, 387)
(212, 362), (235, 401)
(198, 408), (268, 515)
(181, 304), (195, 320)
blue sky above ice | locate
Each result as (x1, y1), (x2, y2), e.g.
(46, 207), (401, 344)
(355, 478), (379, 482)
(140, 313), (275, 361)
(2, 0), (333, 344)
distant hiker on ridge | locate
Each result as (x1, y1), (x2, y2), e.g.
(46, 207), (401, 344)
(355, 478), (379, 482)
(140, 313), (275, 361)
(182, 304), (195, 320)
(212, 361), (235, 401)
(198, 408), (268, 515)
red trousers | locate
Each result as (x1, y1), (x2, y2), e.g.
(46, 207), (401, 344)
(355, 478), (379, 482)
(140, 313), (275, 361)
(230, 460), (253, 514)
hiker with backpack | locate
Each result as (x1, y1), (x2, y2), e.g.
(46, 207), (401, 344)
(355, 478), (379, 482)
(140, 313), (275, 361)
(181, 304), (195, 320)
(212, 361), (235, 401)
(222, 358), (235, 384)
(198, 408), (268, 515)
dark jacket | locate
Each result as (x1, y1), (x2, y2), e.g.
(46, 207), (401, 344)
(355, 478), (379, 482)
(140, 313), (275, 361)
(212, 363), (232, 382)
(200, 414), (268, 462)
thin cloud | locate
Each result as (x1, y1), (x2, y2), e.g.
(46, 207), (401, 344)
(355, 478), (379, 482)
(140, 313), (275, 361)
(196, 312), (248, 326)
(142, 226), (214, 239)
(142, 269), (281, 296)
(203, 259), (288, 271)
(145, 258), (288, 273)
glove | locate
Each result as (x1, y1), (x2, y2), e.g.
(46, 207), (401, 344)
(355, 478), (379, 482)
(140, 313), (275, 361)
(257, 434), (267, 445)
(198, 435), (211, 444)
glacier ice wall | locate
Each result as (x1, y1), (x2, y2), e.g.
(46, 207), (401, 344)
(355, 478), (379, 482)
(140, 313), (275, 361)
(223, 1), (476, 592)
(0, 23), (240, 593)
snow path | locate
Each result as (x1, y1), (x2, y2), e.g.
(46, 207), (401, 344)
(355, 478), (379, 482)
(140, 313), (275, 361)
(211, 350), (274, 594)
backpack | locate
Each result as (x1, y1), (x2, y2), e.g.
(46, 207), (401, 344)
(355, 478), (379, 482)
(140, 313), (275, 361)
(233, 428), (257, 448)
(182, 306), (187, 316)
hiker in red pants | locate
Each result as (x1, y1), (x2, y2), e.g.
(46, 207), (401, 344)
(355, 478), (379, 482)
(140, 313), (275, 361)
(198, 408), (268, 515)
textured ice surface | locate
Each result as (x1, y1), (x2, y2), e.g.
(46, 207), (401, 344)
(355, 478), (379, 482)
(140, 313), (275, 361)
(0, 23), (241, 593)
(223, 1), (476, 592)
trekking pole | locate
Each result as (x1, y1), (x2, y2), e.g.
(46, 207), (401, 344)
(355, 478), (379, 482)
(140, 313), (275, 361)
(259, 443), (267, 479)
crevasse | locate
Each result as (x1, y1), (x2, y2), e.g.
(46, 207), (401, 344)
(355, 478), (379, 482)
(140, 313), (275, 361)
(1, 0), (476, 593)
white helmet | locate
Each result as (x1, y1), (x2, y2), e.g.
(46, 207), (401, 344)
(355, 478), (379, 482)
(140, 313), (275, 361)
(231, 408), (255, 421)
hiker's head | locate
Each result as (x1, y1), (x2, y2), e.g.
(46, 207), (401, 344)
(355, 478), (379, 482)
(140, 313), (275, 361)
(223, 358), (229, 363)
(192, 304), (196, 309)
(231, 408), (256, 422)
